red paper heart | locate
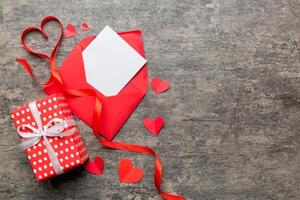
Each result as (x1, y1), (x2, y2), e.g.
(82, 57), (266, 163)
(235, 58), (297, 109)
(81, 22), (89, 31)
(84, 156), (104, 175)
(143, 116), (164, 135)
(151, 77), (170, 94)
(64, 23), (76, 38)
(118, 159), (143, 183)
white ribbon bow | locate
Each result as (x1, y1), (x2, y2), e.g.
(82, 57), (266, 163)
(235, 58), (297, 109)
(17, 101), (76, 175)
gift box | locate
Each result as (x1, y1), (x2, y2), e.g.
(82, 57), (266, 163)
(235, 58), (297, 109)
(10, 94), (89, 182)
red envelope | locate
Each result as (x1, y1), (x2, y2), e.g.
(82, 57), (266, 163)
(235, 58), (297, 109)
(44, 30), (148, 141)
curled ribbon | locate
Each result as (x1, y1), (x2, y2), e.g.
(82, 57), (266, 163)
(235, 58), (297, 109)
(17, 101), (76, 174)
(17, 16), (185, 200)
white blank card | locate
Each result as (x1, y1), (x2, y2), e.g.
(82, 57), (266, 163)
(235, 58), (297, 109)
(82, 26), (147, 96)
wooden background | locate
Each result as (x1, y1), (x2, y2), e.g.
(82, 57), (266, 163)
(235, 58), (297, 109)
(1, 0), (300, 199)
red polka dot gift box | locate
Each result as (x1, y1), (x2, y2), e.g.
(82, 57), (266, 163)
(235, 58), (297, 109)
(10, 94), (89, 182)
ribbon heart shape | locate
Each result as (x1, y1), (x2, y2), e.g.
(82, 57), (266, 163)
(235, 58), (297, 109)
(19, 16), (64, 86)
(17, 101), (76, 175)
(20, 16), (64, 60)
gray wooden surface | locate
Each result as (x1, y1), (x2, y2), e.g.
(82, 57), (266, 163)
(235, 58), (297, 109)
(1, 0), (300, 199)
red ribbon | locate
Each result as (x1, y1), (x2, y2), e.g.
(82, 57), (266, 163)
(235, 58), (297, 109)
(17, 16), (185, 200)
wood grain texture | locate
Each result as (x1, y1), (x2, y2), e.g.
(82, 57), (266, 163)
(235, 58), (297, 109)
(1, 0), (300, 199)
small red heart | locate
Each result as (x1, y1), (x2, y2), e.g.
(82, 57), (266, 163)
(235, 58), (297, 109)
(64, 23), (76, 38)
(84, 156), (104, 175)
(143, 116), (164, 135)
(118, 159), (143, 183)
(151, 77), (170, 94)
(81, 22), (89, 31)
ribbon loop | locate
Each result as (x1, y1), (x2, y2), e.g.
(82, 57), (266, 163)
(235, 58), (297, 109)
(16, 100), (76, 175)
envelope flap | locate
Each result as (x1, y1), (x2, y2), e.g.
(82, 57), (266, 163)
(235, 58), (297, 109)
(59, 44), (89, 89)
